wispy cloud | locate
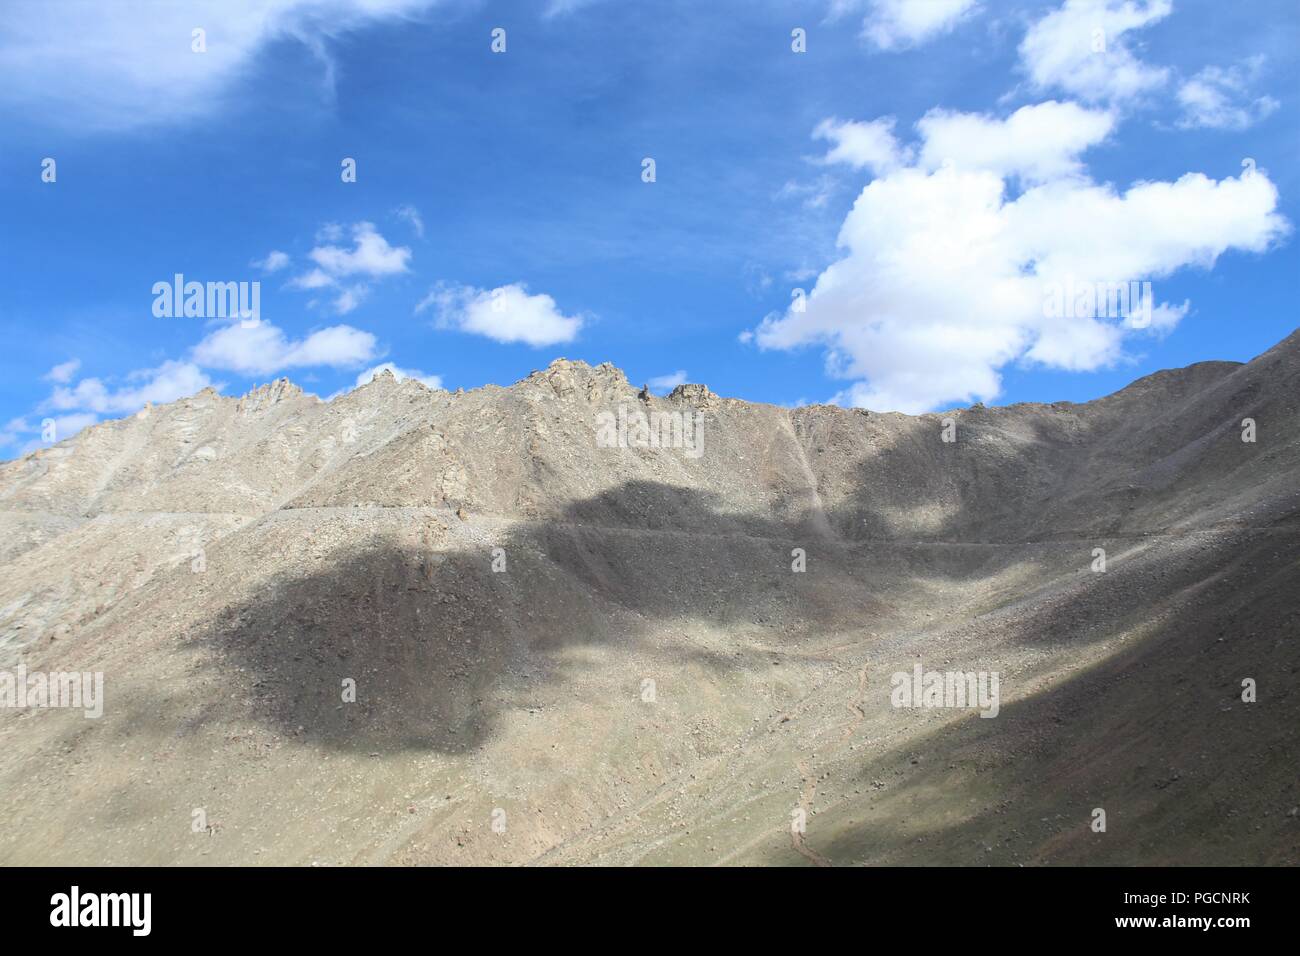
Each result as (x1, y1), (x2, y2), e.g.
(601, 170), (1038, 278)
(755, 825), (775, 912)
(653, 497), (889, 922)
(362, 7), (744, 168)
(0, 0), (444, 130)
(1177, 57), (1280, 130)
(393, 204), (425, 238)
(647, 370), (688, 394)
(251, 250), (291, 273)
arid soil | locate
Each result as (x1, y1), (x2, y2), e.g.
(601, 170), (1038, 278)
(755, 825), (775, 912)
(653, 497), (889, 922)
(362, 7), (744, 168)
(0, 332), (1296, 865)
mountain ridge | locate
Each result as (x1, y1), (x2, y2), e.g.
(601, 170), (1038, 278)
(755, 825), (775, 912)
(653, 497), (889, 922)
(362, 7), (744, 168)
(0, 329), (1296, 865)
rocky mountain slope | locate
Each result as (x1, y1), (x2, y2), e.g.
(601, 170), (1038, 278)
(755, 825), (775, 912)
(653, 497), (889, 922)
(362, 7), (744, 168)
(0, 331), (1296, 865)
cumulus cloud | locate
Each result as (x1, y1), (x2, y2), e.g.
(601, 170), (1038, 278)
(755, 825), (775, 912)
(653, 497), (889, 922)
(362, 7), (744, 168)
(289, 222), (411, 315)
(915, 101), (1115, 183)
(1177, 58), (1280, 130)
(816, 102), (1114, 185)
(3, 360), (222, 455)
(46, 360), (215, 415)
(0, 0), (443, 131)
(831, 0), (980, 50)
(192, 322), (378, 376)
(750, 108), (1289, 413)
(1020, 0), (1171, 104)
(305, 222), (410, 278)
(418, 282), (584, 346)
(814, 117), (910, 175)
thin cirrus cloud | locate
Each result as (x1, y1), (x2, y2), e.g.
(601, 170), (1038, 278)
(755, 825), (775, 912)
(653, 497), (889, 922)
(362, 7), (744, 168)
(0, 0), (445, 130)
(747, 103), (1290, 414)
(417, 282), (585, 347)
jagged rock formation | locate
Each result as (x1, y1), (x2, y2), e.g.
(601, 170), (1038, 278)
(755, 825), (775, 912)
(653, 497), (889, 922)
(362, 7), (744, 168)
(0, 336), (1297, 865)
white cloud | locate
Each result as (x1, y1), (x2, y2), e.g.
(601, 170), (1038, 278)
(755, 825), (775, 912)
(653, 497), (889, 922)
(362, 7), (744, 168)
(916, 101), (1115, 183)
(46, 360), (215, 415)
(288, 222), (411, 315)
(814, 117), (909, 175)
(2, 413), (100, 456)
(647, 370), (688, 393)
(306, 221), (410, 278)
(252, 250), (291, 273)
(354, 362), (443, 390)
(418, 282), (584, 346)
(2, 360), (221, 455)
(44, 359), (82, 384)
(0, 1), (443, 131)
(1020, 0), (1171, 104)
(6, 413), (101, 455)
(290, 269), (335, 291)
(831, 0), (979, 50)
(192, 322), (378, 376)
(393, 204), (425, 238)
(331, 286), (367, 315)
(1177, 58), (1280, 130)
(41, 413), (100, 444)
(749, 110), (1289, 413)
(816, 102), (1114, 185)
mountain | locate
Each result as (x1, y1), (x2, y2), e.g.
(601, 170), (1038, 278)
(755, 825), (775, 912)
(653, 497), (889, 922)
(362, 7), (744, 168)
(1, 331), (1297, 865)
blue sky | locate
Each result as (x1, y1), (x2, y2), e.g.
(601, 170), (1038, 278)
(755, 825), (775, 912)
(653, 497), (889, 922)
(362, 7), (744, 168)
(1, 0), (1297, 456)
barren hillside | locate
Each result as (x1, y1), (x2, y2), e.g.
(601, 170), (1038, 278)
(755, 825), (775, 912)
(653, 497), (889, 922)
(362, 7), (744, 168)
(1, 331), (1297, 865)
